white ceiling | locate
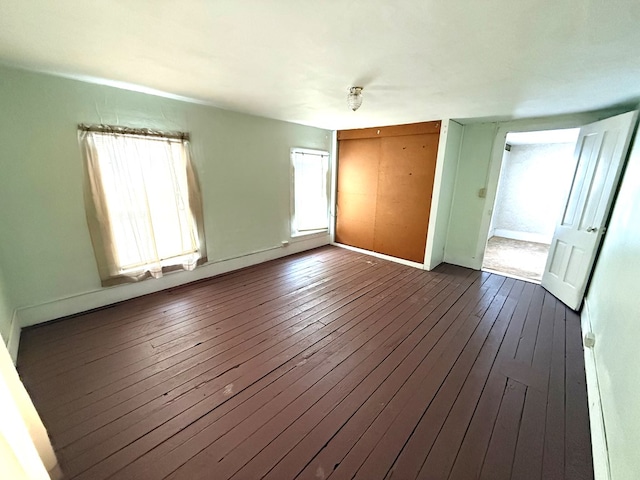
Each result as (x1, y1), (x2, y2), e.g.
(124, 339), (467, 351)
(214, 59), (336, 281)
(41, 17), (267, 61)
(1, 0), (639, 130)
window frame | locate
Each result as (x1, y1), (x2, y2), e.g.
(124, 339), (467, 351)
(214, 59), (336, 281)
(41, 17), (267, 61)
(290, 147), (331, 238)
(79, 124), (207, 286)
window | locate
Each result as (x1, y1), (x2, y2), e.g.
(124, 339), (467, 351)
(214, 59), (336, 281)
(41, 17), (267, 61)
(79, 125), (206, 286)
(291, 148), (330, 235)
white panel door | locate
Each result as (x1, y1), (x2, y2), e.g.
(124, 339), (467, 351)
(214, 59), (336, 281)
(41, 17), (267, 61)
(541, 111), (638, 310)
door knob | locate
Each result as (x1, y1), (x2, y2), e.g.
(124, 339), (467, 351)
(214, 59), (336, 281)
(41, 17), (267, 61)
(586, 227), (598, 233)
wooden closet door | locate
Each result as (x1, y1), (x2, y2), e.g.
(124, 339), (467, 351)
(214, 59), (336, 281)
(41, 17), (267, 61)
(373, 133), (439, 262)
(335, 138), (380, 251)
(336, 121), (440, 264)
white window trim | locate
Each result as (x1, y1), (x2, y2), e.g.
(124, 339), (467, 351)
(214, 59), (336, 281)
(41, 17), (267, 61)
(290, 147), (330, 238)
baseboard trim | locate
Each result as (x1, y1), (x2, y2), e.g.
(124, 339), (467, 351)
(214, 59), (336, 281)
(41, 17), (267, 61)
(16, 235), (330, 331)
(331, 243), (424, 269)
(443, 254), (481, 271)
(481, 267), (540, 284)
(581, 299), (611, 480)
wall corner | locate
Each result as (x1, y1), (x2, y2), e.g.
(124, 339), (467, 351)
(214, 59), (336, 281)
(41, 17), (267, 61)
(7, 309), (21, 365)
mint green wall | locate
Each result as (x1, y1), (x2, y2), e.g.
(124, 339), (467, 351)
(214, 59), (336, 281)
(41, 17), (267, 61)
(0, 66), (331, 318)
(584, 133), (640, 480)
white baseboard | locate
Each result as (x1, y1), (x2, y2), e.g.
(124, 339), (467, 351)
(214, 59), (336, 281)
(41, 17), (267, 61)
(492, 229), (552, 244)
(581, 299), (611, 480)
(331, 243), (425, 269)
(16, 235), (330, 331)
(443, 253), (481, 271)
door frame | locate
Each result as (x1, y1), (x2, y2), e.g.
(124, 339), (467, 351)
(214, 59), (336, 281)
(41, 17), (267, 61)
(481, 127), (581, 280)
(474, 111), (627, 270)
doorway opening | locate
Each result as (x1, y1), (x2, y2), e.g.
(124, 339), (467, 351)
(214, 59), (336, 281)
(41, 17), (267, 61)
(482, 128), (580, 282)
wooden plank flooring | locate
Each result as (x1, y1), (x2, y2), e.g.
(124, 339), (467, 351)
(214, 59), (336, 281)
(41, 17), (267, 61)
(17, 246), (594, 480)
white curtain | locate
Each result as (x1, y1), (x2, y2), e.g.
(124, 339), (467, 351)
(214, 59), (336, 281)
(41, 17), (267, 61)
(80, 128), (206, 286)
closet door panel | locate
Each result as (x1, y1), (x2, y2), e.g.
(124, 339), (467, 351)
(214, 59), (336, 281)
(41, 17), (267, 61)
(335, 138), (380, 250)
(372, 197), (433, 262)
(373, 134), (439, 262)
(335, 192), (377, 251)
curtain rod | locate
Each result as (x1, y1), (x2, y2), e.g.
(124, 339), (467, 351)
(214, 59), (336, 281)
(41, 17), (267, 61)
(296, 152), (329, 157)
(78, 124), (190, 141)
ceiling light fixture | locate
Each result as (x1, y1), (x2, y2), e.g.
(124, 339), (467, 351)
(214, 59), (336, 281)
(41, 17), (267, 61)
(347, 86), (363, 111)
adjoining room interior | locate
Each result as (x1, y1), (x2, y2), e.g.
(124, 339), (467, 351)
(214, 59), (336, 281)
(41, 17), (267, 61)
(1, 2), (640, 480)
(482, 129), (580, 282)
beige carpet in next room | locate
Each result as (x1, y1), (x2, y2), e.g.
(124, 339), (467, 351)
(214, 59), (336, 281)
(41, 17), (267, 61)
(482, 236), (551, 282)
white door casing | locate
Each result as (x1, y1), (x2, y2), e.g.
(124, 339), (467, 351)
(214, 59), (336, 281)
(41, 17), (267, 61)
(541, 111), (638, 310)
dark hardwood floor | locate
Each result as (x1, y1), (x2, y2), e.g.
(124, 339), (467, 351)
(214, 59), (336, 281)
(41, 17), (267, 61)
(17, 246), (593, 479)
